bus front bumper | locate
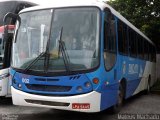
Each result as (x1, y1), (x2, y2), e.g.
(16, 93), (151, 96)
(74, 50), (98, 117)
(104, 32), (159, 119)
(11, 86), (101, 112)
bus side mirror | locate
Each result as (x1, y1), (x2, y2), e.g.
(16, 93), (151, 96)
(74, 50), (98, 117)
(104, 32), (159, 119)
(3, 12), (21, 43)
(3, 12), (21, 29)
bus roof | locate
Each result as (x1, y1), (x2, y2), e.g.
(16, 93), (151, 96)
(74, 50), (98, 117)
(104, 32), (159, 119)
(19, 0), (154, 45)
(0, 25), (15, 33)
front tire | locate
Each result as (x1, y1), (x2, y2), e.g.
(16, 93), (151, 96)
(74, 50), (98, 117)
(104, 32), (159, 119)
(111, 84), (124, 113)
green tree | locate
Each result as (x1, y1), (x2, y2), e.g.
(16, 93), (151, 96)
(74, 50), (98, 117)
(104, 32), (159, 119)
(107, 0), (160, 51)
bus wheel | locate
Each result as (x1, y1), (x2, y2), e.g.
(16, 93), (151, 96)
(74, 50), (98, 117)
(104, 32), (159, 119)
(146, 76), (151, 94)
(111, 84), (124, 113)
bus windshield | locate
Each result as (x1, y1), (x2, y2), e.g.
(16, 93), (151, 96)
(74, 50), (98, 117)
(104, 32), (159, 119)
(12, 7), (100, 73)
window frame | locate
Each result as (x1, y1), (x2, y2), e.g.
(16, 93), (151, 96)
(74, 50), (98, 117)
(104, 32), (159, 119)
(103, 8), (117, 71)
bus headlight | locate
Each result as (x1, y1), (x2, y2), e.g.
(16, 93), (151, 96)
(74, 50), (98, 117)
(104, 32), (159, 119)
(76, 86), (83, 92)
(18, 83), (22, 88)
(84, 82), (91, 88)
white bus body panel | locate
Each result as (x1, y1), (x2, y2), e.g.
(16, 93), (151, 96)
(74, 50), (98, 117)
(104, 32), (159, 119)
(0, 68), (11, 97)
(133, 61), (156, 95)
(11, 86), (101, 112)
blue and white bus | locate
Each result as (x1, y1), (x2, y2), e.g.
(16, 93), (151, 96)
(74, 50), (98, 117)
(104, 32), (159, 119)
(9, 0), (156, 112)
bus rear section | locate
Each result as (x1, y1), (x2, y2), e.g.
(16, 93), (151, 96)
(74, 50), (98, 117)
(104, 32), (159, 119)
(0, 0), (37, 97)
(10, 1), (156, 113)
(0, 25), (14, 97)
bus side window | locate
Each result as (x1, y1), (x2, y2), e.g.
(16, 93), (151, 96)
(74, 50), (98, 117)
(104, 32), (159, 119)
(144, 41), (148, 60)
(129, 28), (137, 57)
(152, 45), (156, 62)
(118, 20), (128, 55)
(104, 10), (117, 71)
(149, 44), (152, 61)
(153, 47), (156, 62)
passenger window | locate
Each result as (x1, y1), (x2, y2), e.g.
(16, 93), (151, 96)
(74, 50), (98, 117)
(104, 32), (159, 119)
(118, 20), (128, 55)
(129, 28), (137, 57)
(104, 10), (117, 71)
(137, 35), (143, 59)
(149, 44), (152, 61)
(144, 41), (149, 60)
(154, 48), (156, 62)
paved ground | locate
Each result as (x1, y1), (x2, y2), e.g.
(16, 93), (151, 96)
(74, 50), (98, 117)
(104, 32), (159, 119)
(0, 93), (160, 120)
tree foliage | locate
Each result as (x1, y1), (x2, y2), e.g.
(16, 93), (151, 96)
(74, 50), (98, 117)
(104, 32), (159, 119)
(107, 0), (160, 52)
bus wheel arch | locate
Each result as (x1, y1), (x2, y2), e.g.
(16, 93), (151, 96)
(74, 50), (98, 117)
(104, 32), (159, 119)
(120, 78), (127, 99)
(110, 78), (126, 113)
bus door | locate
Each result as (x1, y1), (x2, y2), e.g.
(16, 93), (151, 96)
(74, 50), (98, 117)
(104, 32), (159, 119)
(101, 9), (120, 108)
(104, 9), (118, 82)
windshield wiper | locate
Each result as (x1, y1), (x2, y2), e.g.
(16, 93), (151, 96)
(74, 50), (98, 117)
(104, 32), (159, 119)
(23, 24), (51, 73)
(58, 27), (70, 72)
(23, 27), (71, 73)
(23, 34), (51, 73)
(23, 52), (46, 72)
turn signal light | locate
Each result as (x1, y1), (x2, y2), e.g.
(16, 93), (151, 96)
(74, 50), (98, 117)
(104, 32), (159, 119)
(92, 78), (99, 84)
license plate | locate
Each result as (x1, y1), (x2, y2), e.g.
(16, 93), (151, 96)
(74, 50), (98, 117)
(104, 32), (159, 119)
(72, 103), (90, 109)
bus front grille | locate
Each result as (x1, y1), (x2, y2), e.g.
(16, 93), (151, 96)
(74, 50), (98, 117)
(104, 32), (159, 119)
(25, 99), (70, 106)
(25, 84), (72, 92)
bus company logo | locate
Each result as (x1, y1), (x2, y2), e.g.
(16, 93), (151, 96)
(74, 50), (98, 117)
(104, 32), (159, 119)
(72, 103), (90, 109)
(129, 64), (138, 74)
